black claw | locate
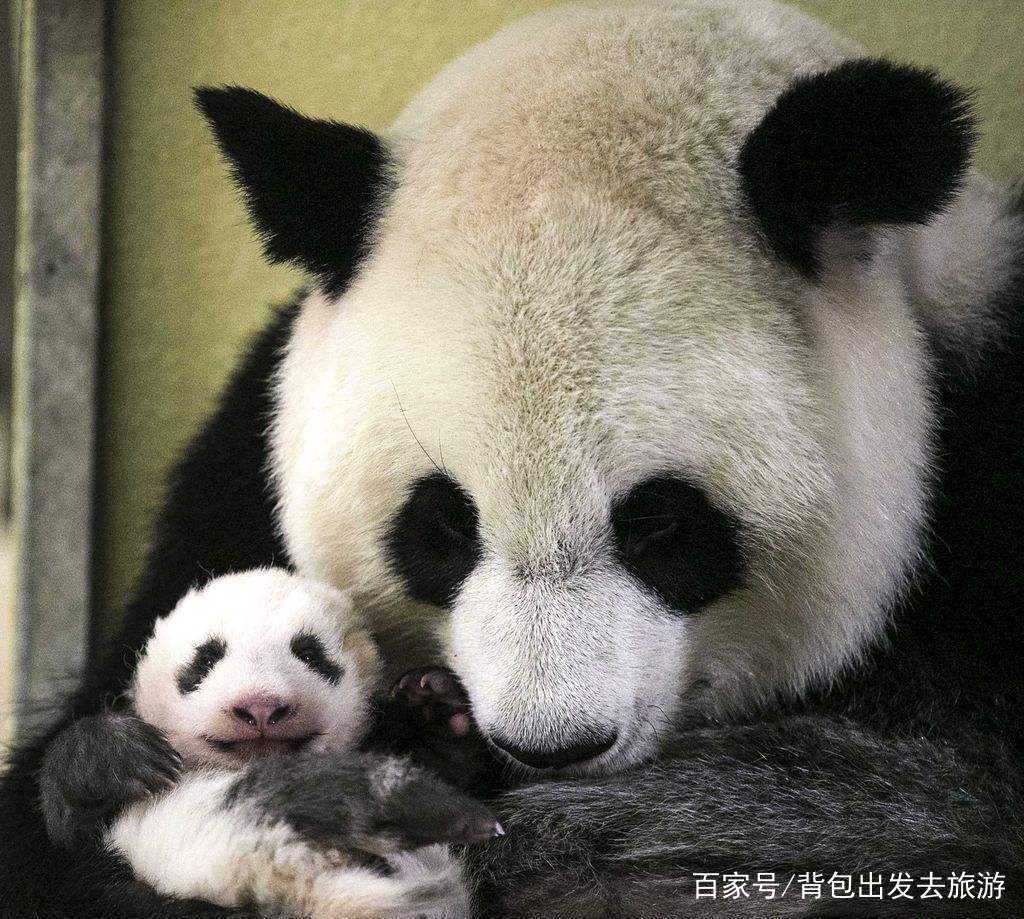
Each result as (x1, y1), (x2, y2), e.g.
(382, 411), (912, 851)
(391, 667), (471, 712)
(448, 815), (505, 845)
(423, 671), (452, 695)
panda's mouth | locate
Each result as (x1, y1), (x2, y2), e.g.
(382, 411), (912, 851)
(205, 733), (321, 758)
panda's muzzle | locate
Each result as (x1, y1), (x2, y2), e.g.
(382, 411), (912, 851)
(488, 729), (618, 770)
(205, 695), (323, 758)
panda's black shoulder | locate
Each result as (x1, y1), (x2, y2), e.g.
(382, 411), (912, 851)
(917, 194), (1024, 675)
(103, 299), (299, 694)
(827, 193), (1024, 736)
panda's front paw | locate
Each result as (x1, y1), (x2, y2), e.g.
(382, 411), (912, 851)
(378, 668), (497, 790)
(390, 667), (474, 738)
(39, 711), (182, 848)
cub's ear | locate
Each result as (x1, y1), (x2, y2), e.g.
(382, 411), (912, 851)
(194, 86), (390, 294)
(738, 59), (976, 278)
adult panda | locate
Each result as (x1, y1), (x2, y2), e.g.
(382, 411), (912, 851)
(2, 0), (1022, 916)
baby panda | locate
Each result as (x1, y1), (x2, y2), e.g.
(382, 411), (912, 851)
(39, 568), (500, 919)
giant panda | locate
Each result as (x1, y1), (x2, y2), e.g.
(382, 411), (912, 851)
(1, 1), (1022, 917)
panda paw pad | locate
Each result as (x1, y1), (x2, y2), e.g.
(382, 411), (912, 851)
(390, 667), (473, 736)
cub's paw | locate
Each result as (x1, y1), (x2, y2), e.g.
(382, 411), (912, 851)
(362, 754), (503, 852)
(39, 711), (181, 848)
(390, 667), (473, 738)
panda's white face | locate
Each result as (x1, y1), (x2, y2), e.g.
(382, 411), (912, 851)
(131, 569), (382, 769)
(191, 1), (1011, 774)
(274, 198), (930, 772)
(266, 2), (936, 774)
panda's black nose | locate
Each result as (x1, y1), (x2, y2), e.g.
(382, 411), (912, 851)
(489, 731), (617, 769)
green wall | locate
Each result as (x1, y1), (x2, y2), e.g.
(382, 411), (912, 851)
(96, 0), (1024, 637)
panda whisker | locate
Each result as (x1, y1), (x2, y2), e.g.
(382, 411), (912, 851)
(390, 380), (446, 478)
(437, 435), (450, 478)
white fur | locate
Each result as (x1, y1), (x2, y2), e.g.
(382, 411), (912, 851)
(108, 769), (467, 919)
(898, 171), (1024, 354)
(108, 569), (469, 919)
(269, 0), (1024, 772)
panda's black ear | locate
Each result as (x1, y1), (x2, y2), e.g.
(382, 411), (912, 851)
(194, 86), (390, 295)
(738, 59), (976, 278)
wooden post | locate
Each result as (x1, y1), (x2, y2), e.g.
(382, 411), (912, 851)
(10, 0), (104, 741)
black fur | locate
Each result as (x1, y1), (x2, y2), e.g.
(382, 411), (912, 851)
(38, 712), (182, 850)
(290, 632), (343, 684)
(115, 300), (298, 662)
(194, 87), (391, 296)
(738, 58), (977, 277)
(175, 637), (227, 694)
(470, 717), (1021, 918)
(225, 751), (500, 854)
(382, 473), (483, 608)
(611, 475), (745, 615)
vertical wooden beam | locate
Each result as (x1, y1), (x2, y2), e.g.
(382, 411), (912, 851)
(0, 0), (17, 752)
(0, 1), (15, 524)
(12, 0), (104, 740)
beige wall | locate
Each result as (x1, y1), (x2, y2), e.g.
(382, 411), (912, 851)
(96, 0), (1024, 637)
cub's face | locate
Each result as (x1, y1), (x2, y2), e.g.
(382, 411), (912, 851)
(131, 569), (381, 768)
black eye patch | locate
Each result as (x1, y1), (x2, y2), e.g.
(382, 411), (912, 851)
(290, 632), (343, 684)
(382, 473), (482, 608)
(611, 476), (744, 615)
(176, 637), (227, 695)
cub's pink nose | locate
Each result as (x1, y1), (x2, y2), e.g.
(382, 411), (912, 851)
(230, 697), (295, 732)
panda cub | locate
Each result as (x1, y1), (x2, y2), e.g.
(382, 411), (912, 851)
(41, 569), (500, 919)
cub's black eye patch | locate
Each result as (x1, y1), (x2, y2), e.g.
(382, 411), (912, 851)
(290, 632), (343, 684)
(383, 473), (482, 608)
(612, 476), (744, 614)
(176, 637), (227, 695)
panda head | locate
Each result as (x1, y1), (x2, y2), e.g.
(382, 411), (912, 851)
(131, 569), (382, 768)
(195, 3), (996, 773)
